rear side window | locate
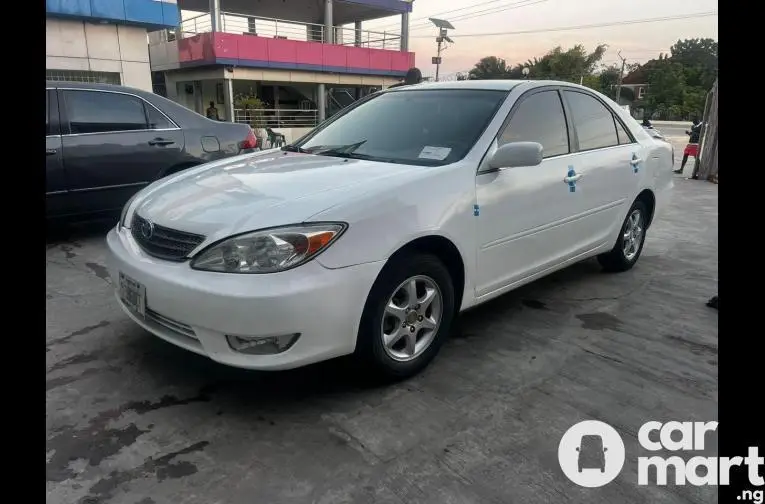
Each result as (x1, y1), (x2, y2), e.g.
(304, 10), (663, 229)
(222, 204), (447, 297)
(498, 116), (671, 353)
(563, 91), (620, 151)
(64, 90), (148, 134)
(499, 90), (570, 158)
(614, 119), (634, 145)
(146, 103), (174, 129)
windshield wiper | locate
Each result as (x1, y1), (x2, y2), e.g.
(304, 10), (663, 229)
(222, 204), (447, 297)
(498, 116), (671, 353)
(305, 140), (368, 157)
(281, 144), (307, 153)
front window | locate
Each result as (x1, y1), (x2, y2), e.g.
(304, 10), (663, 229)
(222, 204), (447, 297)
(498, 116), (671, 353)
(293, 89), (509, 166)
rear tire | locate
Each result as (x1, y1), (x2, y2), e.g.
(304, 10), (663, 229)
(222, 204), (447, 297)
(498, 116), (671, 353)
(597, 200), (648, 273)
(354, 253), (455, 381)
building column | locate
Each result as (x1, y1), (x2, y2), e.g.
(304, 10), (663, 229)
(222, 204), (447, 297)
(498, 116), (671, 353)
(210, 0), (222, 32)
(400, 12), (409, 51)
(324, 0), (333, 43)
(224, 78), (235, 122)
(354, 21), (362, 47)
(193, 81), (203, 114)
(273, 85), (280, 126)
(317, 83), (326, 123)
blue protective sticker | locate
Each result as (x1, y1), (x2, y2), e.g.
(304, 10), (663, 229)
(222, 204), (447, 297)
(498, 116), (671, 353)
(567, 166), (577, 193)
(632, 153), (640, 173)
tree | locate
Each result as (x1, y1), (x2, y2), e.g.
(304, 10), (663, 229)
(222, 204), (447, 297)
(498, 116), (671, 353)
(468, 56), (511, 80)
(646, 59), (686, 116)
(528, 44), (607, 82)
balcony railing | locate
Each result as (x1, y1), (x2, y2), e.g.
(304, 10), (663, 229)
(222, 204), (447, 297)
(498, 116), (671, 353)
(234, 108), (318, 128)
(177, 12), (402, 50)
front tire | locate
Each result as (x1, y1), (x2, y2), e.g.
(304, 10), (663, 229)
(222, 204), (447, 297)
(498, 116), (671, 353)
(597, 200), (648, 272)
(355, 254), (455, 380)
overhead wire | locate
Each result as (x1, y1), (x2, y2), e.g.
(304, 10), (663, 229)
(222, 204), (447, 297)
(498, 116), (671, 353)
(409, 11), (718, 39)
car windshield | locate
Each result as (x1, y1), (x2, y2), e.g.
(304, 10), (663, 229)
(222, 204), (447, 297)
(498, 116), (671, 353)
(293, 89), (509, 166)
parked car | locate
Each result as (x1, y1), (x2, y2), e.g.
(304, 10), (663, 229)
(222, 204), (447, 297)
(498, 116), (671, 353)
(46, 81), (258, 219)
(107, 80), (673, 380)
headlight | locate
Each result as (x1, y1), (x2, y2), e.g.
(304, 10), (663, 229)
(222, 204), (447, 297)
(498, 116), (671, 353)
(190, 223), (347, 274)
(120, 193), (139, 228)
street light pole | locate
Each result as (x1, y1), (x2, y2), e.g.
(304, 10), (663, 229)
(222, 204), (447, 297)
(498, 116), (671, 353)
(429, 18), (454, 82)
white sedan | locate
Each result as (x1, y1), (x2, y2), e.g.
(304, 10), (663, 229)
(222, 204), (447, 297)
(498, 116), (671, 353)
(107, 80), (673, 379)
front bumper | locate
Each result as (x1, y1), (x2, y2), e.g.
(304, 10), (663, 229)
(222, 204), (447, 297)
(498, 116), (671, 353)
(106, 226), (384, 370)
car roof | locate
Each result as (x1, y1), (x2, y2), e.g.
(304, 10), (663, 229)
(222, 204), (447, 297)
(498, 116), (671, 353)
(45, 80), (151, 96)
(385, 79), (602, 93)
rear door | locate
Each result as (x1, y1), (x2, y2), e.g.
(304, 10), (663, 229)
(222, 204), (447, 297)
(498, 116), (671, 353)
(46, 88), (69, 217)
(59, 88), (185, 215)
(560, 89), (640, 248)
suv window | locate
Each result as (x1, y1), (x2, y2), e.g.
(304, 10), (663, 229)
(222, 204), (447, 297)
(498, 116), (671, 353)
(499, 90), (570, 158)
(563, 91), (620, 151)
(64, 90), (148, 134)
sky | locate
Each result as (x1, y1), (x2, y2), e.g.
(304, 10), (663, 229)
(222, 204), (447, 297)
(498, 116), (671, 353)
(362, 0), (718, 78)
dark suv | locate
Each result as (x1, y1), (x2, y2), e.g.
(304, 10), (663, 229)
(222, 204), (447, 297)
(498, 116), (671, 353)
(46, 81), (258, 219)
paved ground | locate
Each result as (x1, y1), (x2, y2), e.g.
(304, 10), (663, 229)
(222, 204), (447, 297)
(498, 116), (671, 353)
(47, 153), (718, 504)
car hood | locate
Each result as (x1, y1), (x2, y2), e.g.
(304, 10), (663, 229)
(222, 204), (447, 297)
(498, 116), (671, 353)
(131, 150), (417, 240)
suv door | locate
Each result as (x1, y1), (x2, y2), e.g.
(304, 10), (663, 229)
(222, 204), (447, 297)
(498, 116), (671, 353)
(46, 88), (69, 217)
(59, 89), (185, 215)
(475, 88), (583, 298)
(561, 90), (641, 247)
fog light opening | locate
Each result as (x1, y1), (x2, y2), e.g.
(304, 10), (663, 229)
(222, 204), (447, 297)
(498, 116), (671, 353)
(226, 333), (300, 355)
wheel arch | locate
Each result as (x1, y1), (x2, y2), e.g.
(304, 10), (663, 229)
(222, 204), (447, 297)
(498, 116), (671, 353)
(384, 234), (467, 313)
(636, 188), (656, 228)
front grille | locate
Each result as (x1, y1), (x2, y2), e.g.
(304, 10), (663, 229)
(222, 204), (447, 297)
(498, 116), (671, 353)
(131, 214), (206, 261)
(146, 307), (198, 341)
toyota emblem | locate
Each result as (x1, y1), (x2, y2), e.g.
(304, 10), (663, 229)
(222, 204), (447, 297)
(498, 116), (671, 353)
(140, 219), (155, 239)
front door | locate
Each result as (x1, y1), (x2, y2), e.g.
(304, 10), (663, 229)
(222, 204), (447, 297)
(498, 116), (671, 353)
(475, 88), (585, 298)
(59, 88), (185, 215)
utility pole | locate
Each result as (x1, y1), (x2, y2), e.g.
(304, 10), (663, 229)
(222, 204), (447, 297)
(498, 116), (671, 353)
(435, 37), (443, 81)
(429, 18), (454, 82)
(615, 51), (627, 104)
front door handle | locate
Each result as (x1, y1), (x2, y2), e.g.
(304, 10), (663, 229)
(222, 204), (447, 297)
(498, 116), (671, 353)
(630, 157), (643, 165)
(148, 138), (175, 146)
(46, 148), (57, 156)
(563, 173), (582, 183)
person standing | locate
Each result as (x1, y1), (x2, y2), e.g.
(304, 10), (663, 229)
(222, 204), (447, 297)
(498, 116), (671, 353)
(206, 101), (220, 121)
(388, 67), (423, 89)
(674, 118), (702, 174)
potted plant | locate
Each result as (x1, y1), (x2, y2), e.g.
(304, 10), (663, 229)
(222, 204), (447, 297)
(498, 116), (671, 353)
(234, 94), (269, 146)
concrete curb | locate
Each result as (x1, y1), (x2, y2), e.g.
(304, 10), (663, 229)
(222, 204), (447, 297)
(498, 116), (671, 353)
(651, 120), (693, 127)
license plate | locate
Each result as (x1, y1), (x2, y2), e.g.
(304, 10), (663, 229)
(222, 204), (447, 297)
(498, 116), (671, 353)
(119, 272), (146, 318)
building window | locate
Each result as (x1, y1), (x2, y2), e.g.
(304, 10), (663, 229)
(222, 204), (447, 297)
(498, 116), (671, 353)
(637, 87), (646, 99)
(45, 70), (121, 85)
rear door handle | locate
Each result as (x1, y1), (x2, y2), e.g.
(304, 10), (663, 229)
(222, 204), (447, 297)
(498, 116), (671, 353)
(148, 138), (175, 146)
(563, 174), (582, 183)
(46, 148), (57, 156)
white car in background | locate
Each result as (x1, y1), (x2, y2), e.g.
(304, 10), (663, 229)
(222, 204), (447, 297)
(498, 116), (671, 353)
(107, 80), (673, 380)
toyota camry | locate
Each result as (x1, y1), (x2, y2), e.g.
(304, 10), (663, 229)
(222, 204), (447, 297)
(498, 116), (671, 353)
(107, 80), (673, 379)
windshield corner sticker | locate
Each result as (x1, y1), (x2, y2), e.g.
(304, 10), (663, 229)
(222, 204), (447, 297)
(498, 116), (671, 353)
(418, 146), (452, 161)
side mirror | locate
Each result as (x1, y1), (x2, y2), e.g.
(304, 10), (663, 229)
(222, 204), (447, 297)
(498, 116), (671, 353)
(575, 447), (580, 452)
(488, 141), (543, 170)
(603, 447), (608, 452)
